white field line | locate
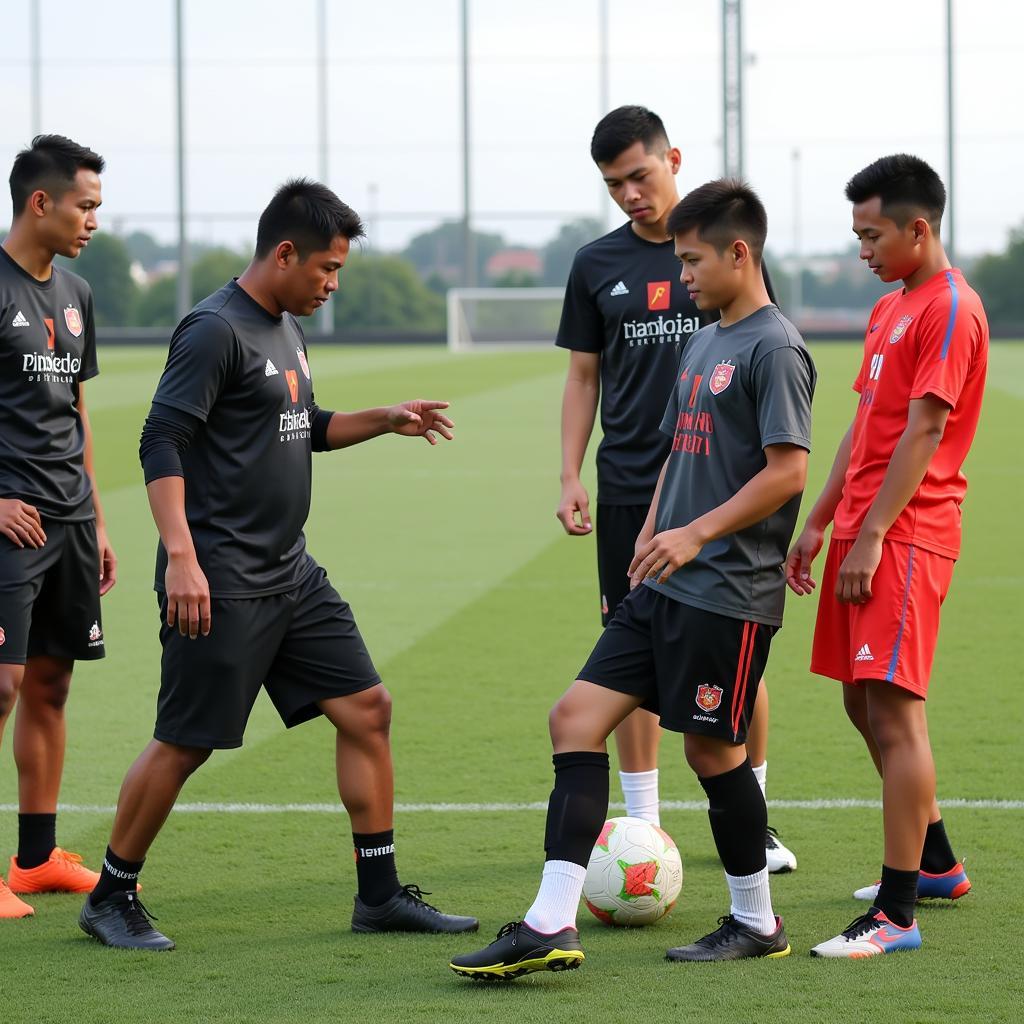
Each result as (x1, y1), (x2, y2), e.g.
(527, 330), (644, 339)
(1, 798), (1021, 814)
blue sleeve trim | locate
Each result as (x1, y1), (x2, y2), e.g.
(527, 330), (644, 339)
(940, 270), (959, 360)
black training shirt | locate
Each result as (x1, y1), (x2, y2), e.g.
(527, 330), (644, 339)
(0, 246), (98, 521)
(149, 280), (319, 598)
(555, 223), (703, 505)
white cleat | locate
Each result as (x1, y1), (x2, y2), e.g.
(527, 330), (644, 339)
(810, 909), (921, 958)
(765, 825), (797, 874)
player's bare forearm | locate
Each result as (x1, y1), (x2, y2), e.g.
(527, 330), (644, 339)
(857, 397), (949, 542)
(631, 445), (807, 586)
(79, 386), (117, 592)
(325, 401), (454, 450)
(557, 351), (600, 535)
(805, 424), (854, 531)
(640, 460), (668, 543)
(146, 476), (197, 559)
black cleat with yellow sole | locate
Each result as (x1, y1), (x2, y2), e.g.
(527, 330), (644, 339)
(449, 920), (584, 980)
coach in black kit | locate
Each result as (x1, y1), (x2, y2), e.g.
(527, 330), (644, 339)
(79, 179), (478, 950)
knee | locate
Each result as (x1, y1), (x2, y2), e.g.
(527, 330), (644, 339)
(157, 743), (212, 783)
(356, 685), (393, 738)
(0, 670), (22, 718)
(684, 736), (737, 778)
(548, 694), (582, 747)
(27, 666), (72, 713)
(843, 686), (871, 735)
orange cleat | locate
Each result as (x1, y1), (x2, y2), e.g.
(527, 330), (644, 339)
(8, 848), (101, 894)
(0, 877), (34, 918)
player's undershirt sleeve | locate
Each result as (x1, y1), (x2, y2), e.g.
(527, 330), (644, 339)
(151, 312), (238, 421)
(139, 402), (202, 483)
(752, 345), (816, 451)
(909, 276), (982, 409)
(554, 256), (603, 353)
(309, 401), (334, 452)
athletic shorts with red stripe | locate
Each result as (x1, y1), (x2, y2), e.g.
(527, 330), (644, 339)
(576, 583), (775, 743)
(811, 537), (955, 698)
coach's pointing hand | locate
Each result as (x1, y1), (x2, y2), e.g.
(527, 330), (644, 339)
(387, 400), (455, 445)
(165, 552), (212, 639)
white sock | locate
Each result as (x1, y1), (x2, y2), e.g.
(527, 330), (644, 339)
(619, 769), (661, 826)
(523, 860), (586, 934)
(751, 760), (768, 802)
(725, 866), (776, 935)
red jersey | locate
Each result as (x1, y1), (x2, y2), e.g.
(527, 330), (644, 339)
(832, 268), (988, 559)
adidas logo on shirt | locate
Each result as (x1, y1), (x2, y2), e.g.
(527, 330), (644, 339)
(610, 281), (629, 296)
(855, 644), (874, 662)
(11, 310), (30, 328)
(265, 359), (279, 376)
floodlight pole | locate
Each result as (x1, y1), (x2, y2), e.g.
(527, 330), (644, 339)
(945, 0), (956, 265)
(29, 0), (41, 134)
(598, 0), (610, 228)
(460, 0), (476, 287)
(791, 147), (802, 325)
(174, 0), (190, 322)
(316, 0), (334, 335)
(721, 0), (743, 179)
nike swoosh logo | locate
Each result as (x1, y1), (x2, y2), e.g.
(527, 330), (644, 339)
(874, 926), (912, 943)
(870, 324), (881, 333)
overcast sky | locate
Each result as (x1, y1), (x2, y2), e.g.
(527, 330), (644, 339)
(1, 0), (1021, 259)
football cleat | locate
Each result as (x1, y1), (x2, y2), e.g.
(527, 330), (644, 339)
(765, 825), (798, 874)
(352, 884), (478, 934)
(0, 877), (34, 918)
(853, 861), (971, 902)
(8, 848), (101, 894)
(810, 908), (921, 958)
(449, 920), (584, 980)
(79, 891), (175, 950)
(666, 914), (791, 961)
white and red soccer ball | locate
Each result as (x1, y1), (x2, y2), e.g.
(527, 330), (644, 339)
(583, 816), (683, 927)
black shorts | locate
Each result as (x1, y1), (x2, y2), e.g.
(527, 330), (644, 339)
(0, 518), (104, 665)
(154, 565), (381, 749)
(596, 503), (648, 626)
(577, 584), (775, 743)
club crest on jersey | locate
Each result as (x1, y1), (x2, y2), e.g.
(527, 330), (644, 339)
(708, 361), (735, 395)
(0, 627), (5, 646)
(889, 315), (913, 345)
(285, 369), (299, 404)
(63, 305), (83, 338)
(696, 684), (723, 712)
(296, 347), (311, 380)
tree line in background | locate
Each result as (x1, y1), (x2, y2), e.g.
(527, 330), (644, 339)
(3, 216), (1020, 331)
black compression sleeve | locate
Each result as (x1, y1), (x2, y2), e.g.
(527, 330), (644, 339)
(310, 403), (335, 452)
(139, 403), (202, 483)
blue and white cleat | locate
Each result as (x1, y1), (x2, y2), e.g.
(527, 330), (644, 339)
(810, 908), (922, 959)
(853, 861), (971, 902)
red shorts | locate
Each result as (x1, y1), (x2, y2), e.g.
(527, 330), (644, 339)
(810, 537), (954, 698)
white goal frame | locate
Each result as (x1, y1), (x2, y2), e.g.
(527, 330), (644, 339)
(446, 287), (565, 352)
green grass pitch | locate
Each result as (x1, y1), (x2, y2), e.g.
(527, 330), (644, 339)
(1, 342), (1022, 1024)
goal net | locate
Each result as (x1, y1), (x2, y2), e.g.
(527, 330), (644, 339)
(446, 287), (565, 351)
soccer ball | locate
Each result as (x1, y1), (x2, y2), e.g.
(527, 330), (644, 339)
(582, 816), (683, 927)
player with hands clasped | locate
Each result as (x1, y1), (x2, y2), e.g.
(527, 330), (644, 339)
(451, 180), (814, 979)
(79, 180), (475, 951)
(0, 136), (116, 918)
(787, 155), (988, 959)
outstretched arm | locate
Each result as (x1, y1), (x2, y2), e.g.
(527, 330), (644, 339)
(320, 400), (454, 450)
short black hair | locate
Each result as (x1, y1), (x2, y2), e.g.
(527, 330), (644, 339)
(590, 105), (669, 165)
(666, 178), (768, 261)
(9, 134), (105, 215)
(254, 178), (365, 259)
(845, 154), (946, 230)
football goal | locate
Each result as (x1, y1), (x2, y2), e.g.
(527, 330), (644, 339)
(446, 287), (565, 351)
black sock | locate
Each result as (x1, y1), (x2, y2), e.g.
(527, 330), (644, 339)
(698, 759), (767, 877)
(89, 846), (144, 906)
(920, 819), (957, 874)
(353, 829), (400, 907)
(875, 864), (918, 927)
(543, 751), (610, 867)
(17, 813), (56, 869)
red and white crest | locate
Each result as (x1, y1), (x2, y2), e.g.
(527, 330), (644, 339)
(889, 314), (913, 345)
(296, 347), (311, 380)
(0, 626), (5, 646)
(696, 683), (723, 712)
(63, 305), (83, 338)
(708, 361), (735, 395)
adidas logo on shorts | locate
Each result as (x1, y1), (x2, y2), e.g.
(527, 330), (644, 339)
(610, 281), (629, 296)
(265, 359), (279, 376)
(854, 644), (874, 662)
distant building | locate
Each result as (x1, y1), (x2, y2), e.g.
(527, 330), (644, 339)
(486, 248), (542, 281)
